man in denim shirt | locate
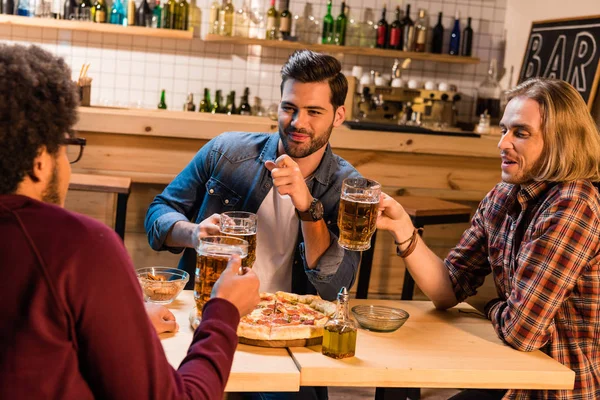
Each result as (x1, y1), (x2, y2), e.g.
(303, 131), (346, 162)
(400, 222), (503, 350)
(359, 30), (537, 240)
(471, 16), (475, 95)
(145, 50), (361, 302)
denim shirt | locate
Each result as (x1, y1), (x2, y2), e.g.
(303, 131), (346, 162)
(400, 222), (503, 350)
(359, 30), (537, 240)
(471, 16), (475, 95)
(144, 131), (362, 301)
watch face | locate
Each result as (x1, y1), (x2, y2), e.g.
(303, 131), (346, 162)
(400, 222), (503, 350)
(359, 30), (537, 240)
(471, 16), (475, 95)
(310, 199), (324, 220)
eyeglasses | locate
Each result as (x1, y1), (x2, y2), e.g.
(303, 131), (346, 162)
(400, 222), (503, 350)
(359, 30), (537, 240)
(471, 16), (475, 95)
(62, 137), (86, 164)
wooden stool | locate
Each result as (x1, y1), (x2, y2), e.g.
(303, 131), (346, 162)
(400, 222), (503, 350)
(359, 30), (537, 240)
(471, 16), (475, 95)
(69, 173), (132, 240)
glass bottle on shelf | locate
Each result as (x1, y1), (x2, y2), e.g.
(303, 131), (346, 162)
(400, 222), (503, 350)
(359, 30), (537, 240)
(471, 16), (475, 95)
(92, 0), (106, 22)
(248, 2), (264, 39)
(3, 0), (16, 15)
(78, 0), (93, 20)
(388, 6), (401, 50)
(345, 5), (360, 47)
(158, 89), (168, 110)
(174, 0), (188, 30)
(448, 11), (460, 55)
(375, 3), (388, 49)
(233, 0), (250, 37)
(212, 89), (224, 114)
(239, 87), (252, 115)
(400, 3), (413, 51)
(151, 0), (161, 27)
(322, 287), (357, 360)
(430, 12), (443, 54)
(51, 0), (62, 18)
(163, 0), (175, 28)
(126, 0), (135, 25)
(16, 0), (31, 16)
(413, 9), (427, 52)
(183, 93), (196, 111)
(476, 58), (502, 125)
(321, 0), (333, 44)
(252, 96), (264, 116)
(137, 0), (151, 26)
(199, 88), (211, 112)
(279, 0), (291, 40)
(333, 1), (346, 46)
(188, 0), (201, 36)
(208, 0), (219, 34)
(63, 0), (76, 19)
(359, 7), (376, 48)
(108, 0), (124, 24)
(461, 17), (473, 56)
(226, 90), (237, 114)
(294, 2), (318, 44)
(265, 0), (278, 40)
(219, 0), (233, 35)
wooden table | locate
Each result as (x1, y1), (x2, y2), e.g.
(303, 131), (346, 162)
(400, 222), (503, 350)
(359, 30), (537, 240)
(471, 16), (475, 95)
(159, 291), (300, 392)
(160, 292), (574, 394)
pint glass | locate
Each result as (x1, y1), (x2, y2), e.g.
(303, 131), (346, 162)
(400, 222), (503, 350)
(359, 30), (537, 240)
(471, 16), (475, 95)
(337, 178), (381, 251)
(220, 211), (257, 268)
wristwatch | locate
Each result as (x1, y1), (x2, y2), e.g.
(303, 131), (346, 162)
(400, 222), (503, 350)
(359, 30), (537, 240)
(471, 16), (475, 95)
(296, 198), (324, 222)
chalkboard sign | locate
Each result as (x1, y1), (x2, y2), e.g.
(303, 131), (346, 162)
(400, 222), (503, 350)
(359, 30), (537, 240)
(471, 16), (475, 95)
(519, 15), (600, 109)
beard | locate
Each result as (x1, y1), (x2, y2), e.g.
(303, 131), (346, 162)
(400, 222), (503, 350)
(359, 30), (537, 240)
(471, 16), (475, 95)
(279, 124), (334, 159)
(41, 163), (61, 205)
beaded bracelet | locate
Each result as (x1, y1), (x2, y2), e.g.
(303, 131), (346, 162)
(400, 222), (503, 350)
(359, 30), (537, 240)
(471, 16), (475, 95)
(395, 228), (423, 258)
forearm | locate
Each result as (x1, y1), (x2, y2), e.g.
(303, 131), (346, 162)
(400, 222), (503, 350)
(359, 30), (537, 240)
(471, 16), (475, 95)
(300, 220), (331, 269)
(165, 221), (196, 248)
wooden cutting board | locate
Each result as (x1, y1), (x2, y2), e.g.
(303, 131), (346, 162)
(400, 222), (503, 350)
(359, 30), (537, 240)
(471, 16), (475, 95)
(239, 336), (322, 348)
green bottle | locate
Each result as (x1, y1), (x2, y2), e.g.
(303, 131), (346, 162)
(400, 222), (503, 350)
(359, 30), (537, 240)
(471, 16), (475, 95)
(199, 88), (211, 112)
(279, 0), (291, 40)
(321, 0), (333, 44)
(226, 90), (237, 115)
(151, 0), (162, 28)
(334, 2), (347, 45)
(158, 89), (167, 109)
(211, 89), (223, 114)
(238, 87), (252, 115)
(163, 0), (175, 28)
(265, 0), (278, 40)
(174, 0), (188, 30)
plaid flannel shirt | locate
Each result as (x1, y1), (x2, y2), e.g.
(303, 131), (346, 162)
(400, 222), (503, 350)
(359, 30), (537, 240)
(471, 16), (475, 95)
(446, 180), (600, 399)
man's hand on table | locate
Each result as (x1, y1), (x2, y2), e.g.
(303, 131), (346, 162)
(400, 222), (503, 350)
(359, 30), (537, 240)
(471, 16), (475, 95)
(145, 303), (179, 334)
(211, 254), (260, 317)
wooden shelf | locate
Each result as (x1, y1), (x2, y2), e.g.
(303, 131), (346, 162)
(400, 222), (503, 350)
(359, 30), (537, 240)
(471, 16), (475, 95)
(204, 34), (480, 64)
(0, 14), (193, 39)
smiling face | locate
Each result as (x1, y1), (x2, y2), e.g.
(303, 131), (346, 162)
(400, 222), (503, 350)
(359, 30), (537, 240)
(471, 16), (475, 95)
(278, 79), (345, 159)
(498, 96), (545, 185)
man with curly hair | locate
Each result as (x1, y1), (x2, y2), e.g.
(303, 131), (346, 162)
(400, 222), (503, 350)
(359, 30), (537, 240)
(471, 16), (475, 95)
(0, 44), (260, 399)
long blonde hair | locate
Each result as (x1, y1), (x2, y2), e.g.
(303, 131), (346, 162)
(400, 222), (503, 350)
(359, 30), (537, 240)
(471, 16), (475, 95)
(506, 78), (600, 182)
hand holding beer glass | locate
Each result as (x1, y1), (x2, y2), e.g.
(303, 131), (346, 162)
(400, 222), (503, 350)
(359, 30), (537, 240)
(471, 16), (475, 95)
(195, 236), (249, 318)
(220, 211), (257, 268)
(337, 178), (381, 251)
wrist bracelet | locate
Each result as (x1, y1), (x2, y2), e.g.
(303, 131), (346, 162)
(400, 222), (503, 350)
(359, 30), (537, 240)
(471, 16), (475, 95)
(395, 228), (422, 258)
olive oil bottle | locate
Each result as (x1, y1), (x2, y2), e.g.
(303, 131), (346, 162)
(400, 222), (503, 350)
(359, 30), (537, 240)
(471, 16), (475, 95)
(322, 287), (357, 359)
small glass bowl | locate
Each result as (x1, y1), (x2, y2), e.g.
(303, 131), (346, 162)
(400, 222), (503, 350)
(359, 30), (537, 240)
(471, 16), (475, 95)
(351, 305), (410, 332)
(137, 267), (189, 304)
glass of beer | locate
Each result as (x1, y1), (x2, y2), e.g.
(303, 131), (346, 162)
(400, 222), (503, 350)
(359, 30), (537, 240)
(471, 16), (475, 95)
(194, 236), (248, 318)
(220, 211), (257, 268)
(337, 178), (381, 251)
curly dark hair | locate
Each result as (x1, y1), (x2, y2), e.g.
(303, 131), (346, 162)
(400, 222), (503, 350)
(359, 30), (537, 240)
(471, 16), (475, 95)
(0, 44), (79, 194)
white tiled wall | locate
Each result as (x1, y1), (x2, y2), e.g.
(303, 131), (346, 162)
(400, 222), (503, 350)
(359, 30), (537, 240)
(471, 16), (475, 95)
(0, 0), (506, 121)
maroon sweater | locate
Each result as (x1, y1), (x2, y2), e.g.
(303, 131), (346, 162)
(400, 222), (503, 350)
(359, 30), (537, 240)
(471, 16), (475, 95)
(0, 194), (240, 399)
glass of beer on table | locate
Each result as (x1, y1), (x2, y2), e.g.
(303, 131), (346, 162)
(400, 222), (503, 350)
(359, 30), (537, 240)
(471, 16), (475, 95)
(337, 178), (381, 251)
(220, 211), (257, 268)
(195, 236), (248, 318)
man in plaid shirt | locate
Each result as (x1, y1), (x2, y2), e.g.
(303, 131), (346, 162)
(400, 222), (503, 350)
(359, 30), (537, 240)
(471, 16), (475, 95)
(377, 78), (600, 400)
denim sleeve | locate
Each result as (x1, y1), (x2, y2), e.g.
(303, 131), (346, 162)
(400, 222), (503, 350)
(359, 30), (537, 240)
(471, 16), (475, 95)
(299, 231), (360, 301)
(144, 141), (213, 253)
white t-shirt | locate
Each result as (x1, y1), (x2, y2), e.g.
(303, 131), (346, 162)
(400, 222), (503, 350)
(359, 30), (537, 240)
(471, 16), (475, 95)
(253, 187), (299, 293)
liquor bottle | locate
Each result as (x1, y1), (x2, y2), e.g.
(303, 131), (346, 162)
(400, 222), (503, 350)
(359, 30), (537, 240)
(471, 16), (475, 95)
(400, 3), (413, 51)
(199, 88), (211, 112)
(238, 87), (251, 115)
(188, 0), (201, 35)
(16, 0), (31, 15)
(92, 0), (106, 22)
(108, 0), (124, 23)
(184, 93), (196, 111)
(211, 89), (223, 114)
(279, 0), (291, 40)
(375, 4), (388, 49)
(63, 0), (76, 19)
(448, 11), (460, 55)
(430, 12), (443, 54)
(163, 0), (175, 28)
(233, 0), (250, 37)
(2, 0), (15, 14)
(151, 0), (161, 27)
(127, 0), (135, 25)
(137, 0), (152, 27)
(158, 89), (167, 110)
(174, 0), (188, 30)
(322, 287), (357, 360)
(225, 90), (237, 114)
(388, 6), (401, 50)
(265, 0), (278, 40)
(359, 7), (376, 48)
(219, 0), (233, 35)
(476, 59), (502, 125)
(413, 9), (427, 52)
(321, 0), (333, 44)
(295, 3), (319, 44)
(208, 0), (219, 34)
(51, 0), (62, 18)
(333, 1), (346, 46)
(461, 17), (473, 56)
(345, 5), (360, 47)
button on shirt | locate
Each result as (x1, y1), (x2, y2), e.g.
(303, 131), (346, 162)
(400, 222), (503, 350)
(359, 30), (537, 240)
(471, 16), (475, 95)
(446, 180), (600, 400)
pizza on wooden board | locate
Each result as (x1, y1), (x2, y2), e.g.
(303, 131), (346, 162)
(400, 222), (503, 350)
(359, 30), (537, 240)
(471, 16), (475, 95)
(190, 291), (337, 341)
